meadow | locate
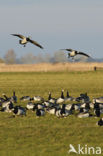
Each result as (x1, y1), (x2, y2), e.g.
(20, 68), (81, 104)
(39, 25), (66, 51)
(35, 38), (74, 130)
(0, 71), (103, 156)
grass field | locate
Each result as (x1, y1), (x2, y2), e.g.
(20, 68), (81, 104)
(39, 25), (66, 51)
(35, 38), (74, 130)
(0, 71), (103, 156)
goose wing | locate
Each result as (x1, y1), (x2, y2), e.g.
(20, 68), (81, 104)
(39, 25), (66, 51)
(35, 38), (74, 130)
(61, 49), (74, 52)
(11, 34), (25, 39)
(27, 38), (44, 49)
(77, 52), (90, 57)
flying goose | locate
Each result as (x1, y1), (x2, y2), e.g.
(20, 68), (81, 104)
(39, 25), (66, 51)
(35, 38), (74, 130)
(61, 49), (90, 60)
(11, 34), (44, 49)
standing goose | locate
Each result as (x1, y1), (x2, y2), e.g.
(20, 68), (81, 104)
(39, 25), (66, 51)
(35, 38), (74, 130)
(56, 90), (65, 104)
(11, 34), (44, 49)
(48, 92), (56, 104)
(61, 49), (90, 60)
(11, 91), (17, 103)
(65, 91), (73, 102)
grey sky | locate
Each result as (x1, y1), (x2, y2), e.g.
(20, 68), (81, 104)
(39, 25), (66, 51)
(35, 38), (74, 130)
(0, 0), (103, 58)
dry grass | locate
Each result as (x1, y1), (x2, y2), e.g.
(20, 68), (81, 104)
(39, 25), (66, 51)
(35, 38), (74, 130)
(0, 62), (103, 72)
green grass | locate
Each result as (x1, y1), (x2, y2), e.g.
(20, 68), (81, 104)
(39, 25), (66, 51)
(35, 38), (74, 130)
(0, 71), (103, 156)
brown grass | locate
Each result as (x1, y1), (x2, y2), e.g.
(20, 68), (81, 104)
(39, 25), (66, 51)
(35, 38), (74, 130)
(0, 62), (103, 72)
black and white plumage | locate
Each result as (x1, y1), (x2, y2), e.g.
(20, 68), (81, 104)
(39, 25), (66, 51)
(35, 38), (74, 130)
(97, 118), (103, 126)
(11, 91), (17, 103)
(36, 109), (45, 117)
(56, 90), (65, 104)
(61, 49), (90, 59)
(11, 34), (44, 49)
(20, 96), (31, 101)
(13, 106), (26, 116)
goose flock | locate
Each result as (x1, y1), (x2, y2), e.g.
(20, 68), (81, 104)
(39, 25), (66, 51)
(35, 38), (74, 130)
(0, 90), (103, 126)
(11, 34), (90, 60)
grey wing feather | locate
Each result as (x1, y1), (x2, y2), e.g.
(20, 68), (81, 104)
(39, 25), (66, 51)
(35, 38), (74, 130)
(78, 52), (90, 57)
(11, 34), (25, 39)
(27, 38), (44, 49)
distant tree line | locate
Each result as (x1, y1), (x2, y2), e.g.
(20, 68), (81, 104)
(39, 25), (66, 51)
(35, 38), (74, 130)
(2, 49), (68, 64)
(0, 49), (99, 64)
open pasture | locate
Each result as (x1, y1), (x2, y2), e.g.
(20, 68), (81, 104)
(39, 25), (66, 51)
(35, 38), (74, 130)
(0, 71), (103, 156)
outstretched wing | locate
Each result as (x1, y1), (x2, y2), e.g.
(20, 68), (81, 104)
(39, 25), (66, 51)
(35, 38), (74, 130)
(27, 38), (44, 49)
(78, 52), (90, 57)
(60, 49), (74, 52)
(11, 34), (25, 39)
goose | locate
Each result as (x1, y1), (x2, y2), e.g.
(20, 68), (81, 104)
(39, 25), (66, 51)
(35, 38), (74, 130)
(35, 108), (45, 117)
(74, 103), (81, 111)
(94, 102), (100, 117)
(11, 91), (17, 103)
(2, 93), (11, 101)
(65, 104), (74, 111)
(43, 101), (55, 108)
(96, 118), (103, 126)
(13, 106), (26, 116)
(47, 107), (57, 115)
(61, 49), (90, 60)
(60, 104), (72, 117)
(76, 93), (90, 103)
(93, 97), (103, 104)
(20, 96), (31, 101)
(48, 92), (56, 103)
(56, 90), (65, 104)
(33, 103), (45, 110)
(77, 112), (92, 118)
(32, 96), (44, 102)
(11, 34), (44, 48)
(26, 102), (35, 110)
(1, 101), (14, 113)
(65, 91), (73, 102)
(77, 108), (92, 118)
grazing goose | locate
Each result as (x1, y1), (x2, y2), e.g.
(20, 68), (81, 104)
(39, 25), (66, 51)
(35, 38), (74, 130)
(20, 96), (31, 101)
(32, 96), (44, 102)
(26, 102), (35, 110)
(43, 101), (55, 108)
(77, 108), (92, 118)
(96, 118), (103, 126)
(61, 49), (90, 60)
(33, 103), (44, 110)
(47, 107), (57, 115)
(93, 97), (103, 104)
(36, 109), (45, 117)
(1, 101), (14, 113)
(56, 90), (65, 104)
(60, 104), (72, 117)
(77, 112), (92, 118)
(13, 106), (26, 116)
(2, 93), (10, 101)
(11, 34), (43, 48)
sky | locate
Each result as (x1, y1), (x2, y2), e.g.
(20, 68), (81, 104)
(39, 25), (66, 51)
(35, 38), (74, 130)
(0, 0), (103, 58)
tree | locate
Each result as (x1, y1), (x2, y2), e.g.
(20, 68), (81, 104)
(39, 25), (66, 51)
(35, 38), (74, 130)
(20, 53), (36, 64)
(53, 51), (67, 63)
(4, 49), (16, 64)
